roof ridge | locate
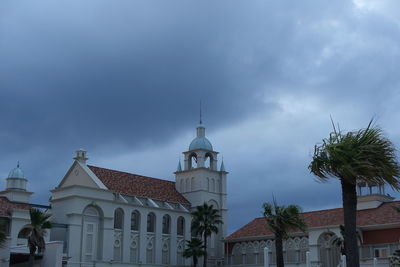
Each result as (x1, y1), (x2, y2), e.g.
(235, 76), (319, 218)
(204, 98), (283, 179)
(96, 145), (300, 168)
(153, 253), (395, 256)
(88, 165), (176, 184)
(251, 200), (400, 220)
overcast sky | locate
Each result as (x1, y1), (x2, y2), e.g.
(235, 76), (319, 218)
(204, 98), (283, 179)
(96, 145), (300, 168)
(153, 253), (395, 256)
(1, 0), (400, 234)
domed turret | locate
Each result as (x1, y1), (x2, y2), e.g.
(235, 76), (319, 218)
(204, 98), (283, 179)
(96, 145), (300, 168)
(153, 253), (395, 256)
(8, 163), (25, 179)
(189, 125), (213, 151)
(6, 162), (27, 191)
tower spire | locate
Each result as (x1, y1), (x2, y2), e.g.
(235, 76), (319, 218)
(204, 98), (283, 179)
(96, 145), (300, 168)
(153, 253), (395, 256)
(199, 100), (202, 125)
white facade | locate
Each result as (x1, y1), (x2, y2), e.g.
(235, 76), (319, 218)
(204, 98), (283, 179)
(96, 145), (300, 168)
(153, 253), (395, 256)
(50, 124), (228, 267)
(175, 124), (228, 263)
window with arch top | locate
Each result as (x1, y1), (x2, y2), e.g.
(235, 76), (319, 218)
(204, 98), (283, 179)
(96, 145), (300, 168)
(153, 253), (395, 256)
(205, 152), (213, 169)
(131, 210), (140, 231)
(147, 212), (156, 232)
(177, 216), (185, 236)
(189, 153), (197, 169)
(162, 214), (171, 234)
(114, 208), (124, 229)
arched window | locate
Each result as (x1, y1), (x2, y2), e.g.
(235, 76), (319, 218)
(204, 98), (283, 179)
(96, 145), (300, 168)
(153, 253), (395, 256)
(130, 211), (140, 264)
(131, 210), (140, 231)
(177, 217), (185, 236)
(147, 213), (156, 233)
(318, 233), (340, 267)
(189, 153), (197, 169)
(205, 153), (213, 169)
(17, 226), (31, 246)
(162, 215), (171, 234)
(232, 243), (242, 265)
(114, 208), (124, 261)
(114, 208), (124, 230)
(285, 238), (297, 264)
(211, 178), (215, 192)
(246, 243), (255, 264)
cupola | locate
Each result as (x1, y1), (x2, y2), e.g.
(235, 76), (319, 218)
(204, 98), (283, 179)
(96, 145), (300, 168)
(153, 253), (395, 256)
(189, 124), (213, 151)
(6, 162), (27, 191)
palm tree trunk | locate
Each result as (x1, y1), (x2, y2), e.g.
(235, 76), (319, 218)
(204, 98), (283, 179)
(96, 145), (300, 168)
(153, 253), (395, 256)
(28, 253), (35, 267)
(194, 255), (198, 267)
(203, 233), (207, 267)
(341, 179), (360, 267)
(275, 234), (284, 267)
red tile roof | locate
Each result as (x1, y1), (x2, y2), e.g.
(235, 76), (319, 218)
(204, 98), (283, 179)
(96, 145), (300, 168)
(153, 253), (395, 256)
(88, 165), (190, 205)
(226, 201), (400, 241)
(0, 196), (31, 217)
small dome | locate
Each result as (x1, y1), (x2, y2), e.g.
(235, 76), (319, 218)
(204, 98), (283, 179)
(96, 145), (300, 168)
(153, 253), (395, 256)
(8, 164), (25, 179)
(189, 137), (213, 151)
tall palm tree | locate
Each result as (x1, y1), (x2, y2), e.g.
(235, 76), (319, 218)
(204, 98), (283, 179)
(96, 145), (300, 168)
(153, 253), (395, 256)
(27, 208), (52, 267)
(262, 199), (306, 267)
(183, 237), (206, 267)
(191, 203), (223, 267)
(309, 120), (400, 267)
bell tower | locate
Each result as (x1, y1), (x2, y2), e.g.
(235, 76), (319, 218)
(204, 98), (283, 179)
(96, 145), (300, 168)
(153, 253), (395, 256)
(175, 122), (228, 262)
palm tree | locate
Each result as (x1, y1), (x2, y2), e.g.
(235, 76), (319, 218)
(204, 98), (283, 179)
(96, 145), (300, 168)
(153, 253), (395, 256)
(27, 208), (52, 267)
(191, 203), (223, 267)
(262, 199), (306, 267)
(309, 120), (400, 267)
(183, 237), (206, 267)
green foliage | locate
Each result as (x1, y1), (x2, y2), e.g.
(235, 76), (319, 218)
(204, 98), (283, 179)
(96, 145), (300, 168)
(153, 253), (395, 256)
(191, 203), (223, 238)
(191, 203), (223, 267)
(262, 198), (307, 238)
(183, 238), (206, 267)
(27, 208), (52, 256)
(309, 120), (400, 187)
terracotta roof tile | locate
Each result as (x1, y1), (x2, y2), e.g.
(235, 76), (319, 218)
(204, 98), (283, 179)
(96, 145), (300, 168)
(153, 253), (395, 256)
(226, 201), (400, 240)
(88, 165), (190, 205)
(0, 196), (31, 217)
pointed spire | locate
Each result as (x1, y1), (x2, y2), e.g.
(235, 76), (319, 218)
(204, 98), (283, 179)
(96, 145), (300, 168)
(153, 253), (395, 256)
(177, 160), (182, 172)
(17, 161), (20, 168)
(220, 159), (226, 172)
(199, 100), (202, 125)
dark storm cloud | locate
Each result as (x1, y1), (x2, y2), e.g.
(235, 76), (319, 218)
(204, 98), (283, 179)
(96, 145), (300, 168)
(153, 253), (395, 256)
(1, 0), (400, 234)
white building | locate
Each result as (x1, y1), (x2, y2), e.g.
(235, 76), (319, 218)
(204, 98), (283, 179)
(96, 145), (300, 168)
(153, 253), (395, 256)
(225, 184), (400, 267)
(49, 123), (228, 267)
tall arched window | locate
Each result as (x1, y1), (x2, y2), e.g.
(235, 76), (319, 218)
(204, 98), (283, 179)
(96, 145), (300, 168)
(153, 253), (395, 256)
(162, 215), (171, 234)
(205, 153), (213, 169)
(211, 178), (215, 192)
(189, 153), (197, 169)
(113, 208), (124, 262)
(17, 226), (31, 246)
(130, 211), (140, 263)
(177, 216), (185, 236)
(114, 208), (124, 229)
(131, 210), (140, 231)
(147, 212), (156, 233)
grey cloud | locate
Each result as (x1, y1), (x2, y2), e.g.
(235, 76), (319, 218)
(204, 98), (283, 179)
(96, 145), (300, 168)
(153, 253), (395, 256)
(1, 0), (400, 234)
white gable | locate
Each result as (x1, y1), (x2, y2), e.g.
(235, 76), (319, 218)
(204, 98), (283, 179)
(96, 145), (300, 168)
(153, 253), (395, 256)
(58, 161), (107, 189)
